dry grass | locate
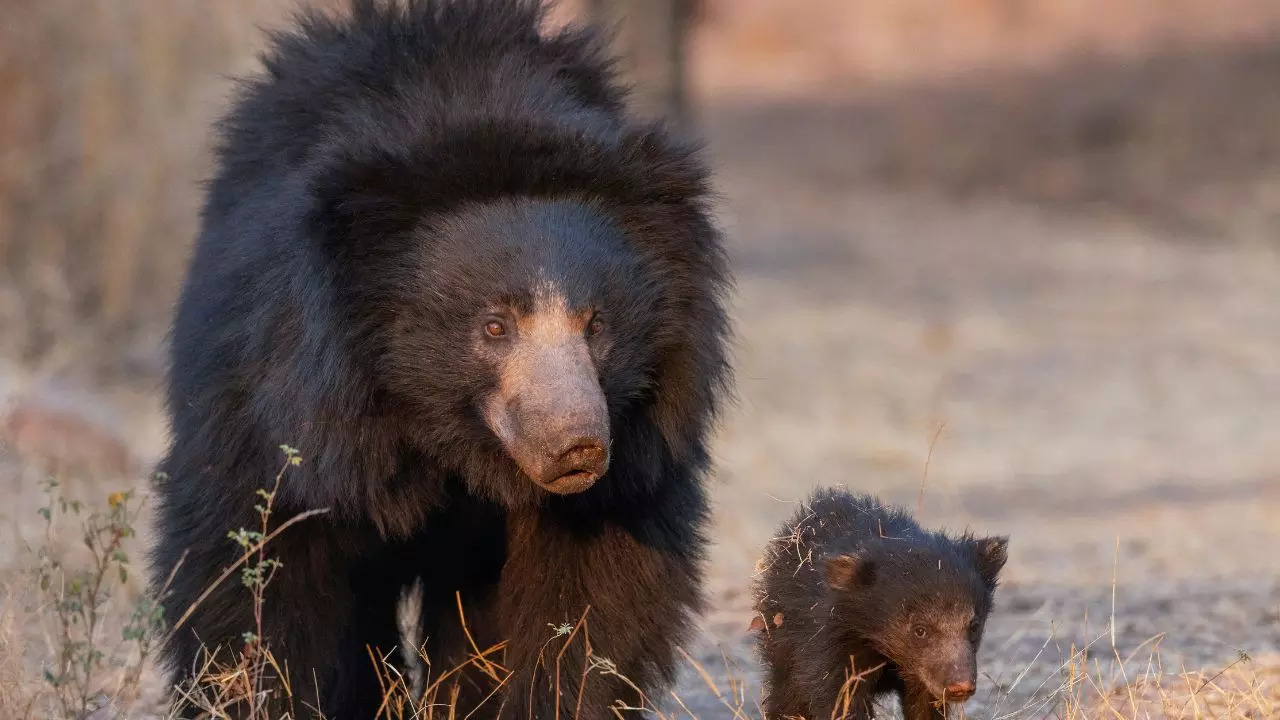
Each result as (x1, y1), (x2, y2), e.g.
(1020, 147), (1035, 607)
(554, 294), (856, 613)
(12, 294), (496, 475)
(0, 585), (32, 714)
(986, 637), (1280, 720)
(0, 0), (263, 370)
(1, 466), (1275, 719)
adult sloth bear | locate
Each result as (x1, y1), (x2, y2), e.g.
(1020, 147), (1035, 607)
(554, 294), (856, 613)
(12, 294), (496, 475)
(150, 0), (731, 717)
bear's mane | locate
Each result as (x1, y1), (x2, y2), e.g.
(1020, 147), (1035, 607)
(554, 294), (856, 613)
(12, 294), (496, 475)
(176, 0), (731, 530)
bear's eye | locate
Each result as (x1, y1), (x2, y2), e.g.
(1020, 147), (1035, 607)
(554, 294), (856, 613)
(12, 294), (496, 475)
(484, 320), (507, 338)
(967, 620), (981, 639)
(912, 624), (929, 639)
(586, 315), (604, 337)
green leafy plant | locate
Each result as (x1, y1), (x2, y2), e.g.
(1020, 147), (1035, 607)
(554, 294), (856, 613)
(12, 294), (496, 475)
(32, 479), (164, 719)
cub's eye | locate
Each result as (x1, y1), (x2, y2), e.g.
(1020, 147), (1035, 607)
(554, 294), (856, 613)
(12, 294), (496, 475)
(912, 624), (929, 639)
(586, 315), (604, 337)
(484, 320), (507, 338)
(968, 620), (981, 638)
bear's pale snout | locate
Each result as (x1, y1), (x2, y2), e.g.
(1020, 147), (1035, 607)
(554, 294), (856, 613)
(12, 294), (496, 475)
(483, 302), (611, 493)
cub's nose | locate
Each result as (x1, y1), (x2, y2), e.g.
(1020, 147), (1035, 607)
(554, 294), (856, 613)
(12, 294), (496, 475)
(944, 681), (976, 701)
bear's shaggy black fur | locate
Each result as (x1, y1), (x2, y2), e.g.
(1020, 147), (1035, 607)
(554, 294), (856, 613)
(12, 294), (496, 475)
(752, 489), (1008, 720)
(150, 1), (731, 717)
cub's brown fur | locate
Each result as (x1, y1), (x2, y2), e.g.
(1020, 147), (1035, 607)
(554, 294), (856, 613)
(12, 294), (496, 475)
(752, 488), (1008, 719)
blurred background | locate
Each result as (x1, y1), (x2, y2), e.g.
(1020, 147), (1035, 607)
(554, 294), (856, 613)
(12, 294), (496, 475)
(2, 1), (1279, 717)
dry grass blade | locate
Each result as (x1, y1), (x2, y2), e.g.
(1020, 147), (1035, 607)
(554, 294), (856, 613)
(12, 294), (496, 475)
(918, 421), (946, 515)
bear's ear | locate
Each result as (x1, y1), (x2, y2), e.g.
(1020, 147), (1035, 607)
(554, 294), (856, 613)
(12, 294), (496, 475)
(970, 535), (1009, 589)
(824, 554), (876, 591)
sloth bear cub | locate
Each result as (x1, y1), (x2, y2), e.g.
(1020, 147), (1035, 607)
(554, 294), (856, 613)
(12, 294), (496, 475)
(752, 488), (1009, 720)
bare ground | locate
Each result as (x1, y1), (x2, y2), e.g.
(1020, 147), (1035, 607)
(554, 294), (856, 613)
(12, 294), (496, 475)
(672, 105), (1280, 716)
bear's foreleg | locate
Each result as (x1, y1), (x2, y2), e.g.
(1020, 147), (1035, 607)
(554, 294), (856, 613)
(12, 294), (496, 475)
(493, 504), (703, 718)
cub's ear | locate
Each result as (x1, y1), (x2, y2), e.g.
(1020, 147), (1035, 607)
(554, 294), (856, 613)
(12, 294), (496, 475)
(823, 553), (876, 591)
(970, 535), (1009, 589)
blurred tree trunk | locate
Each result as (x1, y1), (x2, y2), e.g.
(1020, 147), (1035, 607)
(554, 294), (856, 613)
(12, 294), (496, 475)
(587, 0), (693, 127)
